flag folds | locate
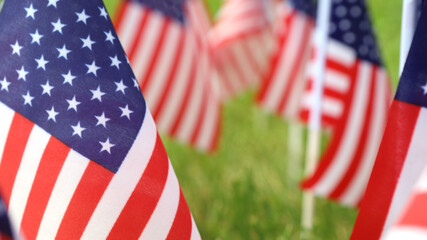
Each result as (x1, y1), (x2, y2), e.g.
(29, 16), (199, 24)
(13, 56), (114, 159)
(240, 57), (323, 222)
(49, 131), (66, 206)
(0, 0), (200, 239)
(114, 0), (221, 152)
(300, 0), (392, 206)
(351, 2), (427, 239)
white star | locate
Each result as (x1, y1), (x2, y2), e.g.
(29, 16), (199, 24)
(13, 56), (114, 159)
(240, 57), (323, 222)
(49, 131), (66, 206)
(52, 18), (66, 34)
(90, 86), (105, 102)
(35, 55), (49, 70)
(110, 55), (121, 69)
(104, 31), (115, 44)
(0, 77), (10, 92)
(99, 7), (108, 19)
(16, 66), (28, 81)
(80, 35), (95, 50)
(25, 4), (38, 19)
(115, 79), (127, 94)
(67, 95), (81, 111)
(46, 106), (59, 122)
(421, 82), (427, 95)
(40, 80), (54, 96)
(30, 29), (43, 45)
(62, 70), (76, 86)
(120, 105), (133, 119)
(76, 9), (90, 24)
(57, 44), (71, 60)
(99, 138), (115, 154)
(10, 41), (22, 56)
(86, 61), (100, 76)
(95, 112), (110, 128)
(47, 0), (60, 8)
(71, 122), (85, 138)
(22, 91), (34, 106)
(133, 78), (139, 88)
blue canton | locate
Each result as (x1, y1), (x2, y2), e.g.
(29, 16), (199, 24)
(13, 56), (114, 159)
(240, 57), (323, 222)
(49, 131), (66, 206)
(0, 0), (146, 173)
(0, 195), (12, 238)
(289, 0), (316, 17)
(329, 0), (382, 65)
(131, 0), (185, 23)
(396, 2), (427, 108)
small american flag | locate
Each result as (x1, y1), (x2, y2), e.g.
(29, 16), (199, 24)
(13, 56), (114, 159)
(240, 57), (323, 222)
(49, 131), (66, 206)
(300, 0), (392, 207)
(351, 2), (427, 239)
(0, 0), (200, 239)
(256, 0), (315, 119)
(211, 0), (277, 99)
(0, 194), (13, 240)
(114, 0), (222, 152)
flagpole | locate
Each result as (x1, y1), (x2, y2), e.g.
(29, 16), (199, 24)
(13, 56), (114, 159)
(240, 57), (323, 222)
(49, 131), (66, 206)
(399, 0), (419, 76)
(301, 0), (332, 231)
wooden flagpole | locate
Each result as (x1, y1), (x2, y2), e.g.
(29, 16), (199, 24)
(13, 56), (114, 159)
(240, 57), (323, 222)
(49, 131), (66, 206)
(399, 0), (419, 76)
(301, 0), (332, 231)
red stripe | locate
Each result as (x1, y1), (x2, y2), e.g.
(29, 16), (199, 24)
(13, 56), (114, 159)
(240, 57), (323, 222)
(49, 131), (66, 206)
(277, 18), (312, 114)
(241, 37), (262, 77)
(166, 190), (192, 240)
(190, 79), (209, 146)
(112, 1), (127, 29)
(0, 113), (33, 206)
(19, 137), (70, 239)
(152, 29), (185, 119)
(306, 80), (348, 100)
(225, 48), (248, 87)
(108, 134), (168, 239)
(55, 161), (113, 239)
(329, 67), (376, 200)
(127, 10), (150, 62)
(301, 61), (358, 189)
(139, 19), (170, 92)
(351, 100), (421, 240)
(208, 103), (222, 152)
(397, 193), (427, 228)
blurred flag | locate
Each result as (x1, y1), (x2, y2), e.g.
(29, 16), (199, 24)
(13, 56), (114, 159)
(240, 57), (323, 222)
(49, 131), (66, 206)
(0, 194), (13, 240)
(114, 0), (221, 152)
(351, 2), (427, 239)
(257, 0), (315, 118)
(0, 0), (200, 239)
(384, 169), (427, 240)
(300, 0), (392, 206)
(211, 0), (277, 99)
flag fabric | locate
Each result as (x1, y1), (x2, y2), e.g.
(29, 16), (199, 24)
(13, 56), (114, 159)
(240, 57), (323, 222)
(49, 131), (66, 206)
(114, 0), (221, 152)
(351, 2), (427, 239)
(257, 0), (315, 119)
(210, 0), (277, 99)
(300, 0), (392, 207)
(0, 194), (13, 240)
(0, 0), (200, 239)
(384, 169), (427, 240)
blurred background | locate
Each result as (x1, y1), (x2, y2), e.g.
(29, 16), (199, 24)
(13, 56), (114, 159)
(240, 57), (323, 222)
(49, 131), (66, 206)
(104, 0), (401, 239)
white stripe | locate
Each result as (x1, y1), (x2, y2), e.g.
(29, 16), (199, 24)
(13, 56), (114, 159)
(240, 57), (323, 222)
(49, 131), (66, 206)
(245, 34), (268, 74)
(131, 12), (164, 82)
(218, 52), (241, 94)
(340, 68), (388, 206)
(190, 216), (201, 240)
(8, 126), (49, 231)
(144, 23), (182, 112)
(324, 69), (351, 93)
(156, 30), (193, 133)
(313, 62), (371, 196)
(138, 162), (180, 240)
(301, 94), (343, 119)
(195, 88), (219, 151)
(381, 108), (427, 238)
(36, 151), (89, 240)
(260, 14), (306, 111)
(230, 41), (258, 84)
(327, 40), (356, 67)
(0, 102), (14, 166)
(415, 170), (427, 192)
(116, 4), (145, 54)
(81, 111), (157, 239)
(384, 227), (427, 240)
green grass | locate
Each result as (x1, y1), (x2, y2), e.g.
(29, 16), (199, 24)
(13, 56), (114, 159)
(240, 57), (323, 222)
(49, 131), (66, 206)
(103, 0), (402, 239)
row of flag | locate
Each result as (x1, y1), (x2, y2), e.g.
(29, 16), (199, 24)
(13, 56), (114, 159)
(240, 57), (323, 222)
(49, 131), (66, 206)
(1, 0), (427, 238)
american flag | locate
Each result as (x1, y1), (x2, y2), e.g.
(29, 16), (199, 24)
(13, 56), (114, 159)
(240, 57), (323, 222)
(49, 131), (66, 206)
(114, 0), (222, 152)
(0, 0), (200, 239)
(351, 2), (427, 239)
(0, 194), (13, 240)
(210, 0), (277, 99)
(257, 0), (315, 119)
(384, 169), (427, 240)
(300, 0), (392, 207)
